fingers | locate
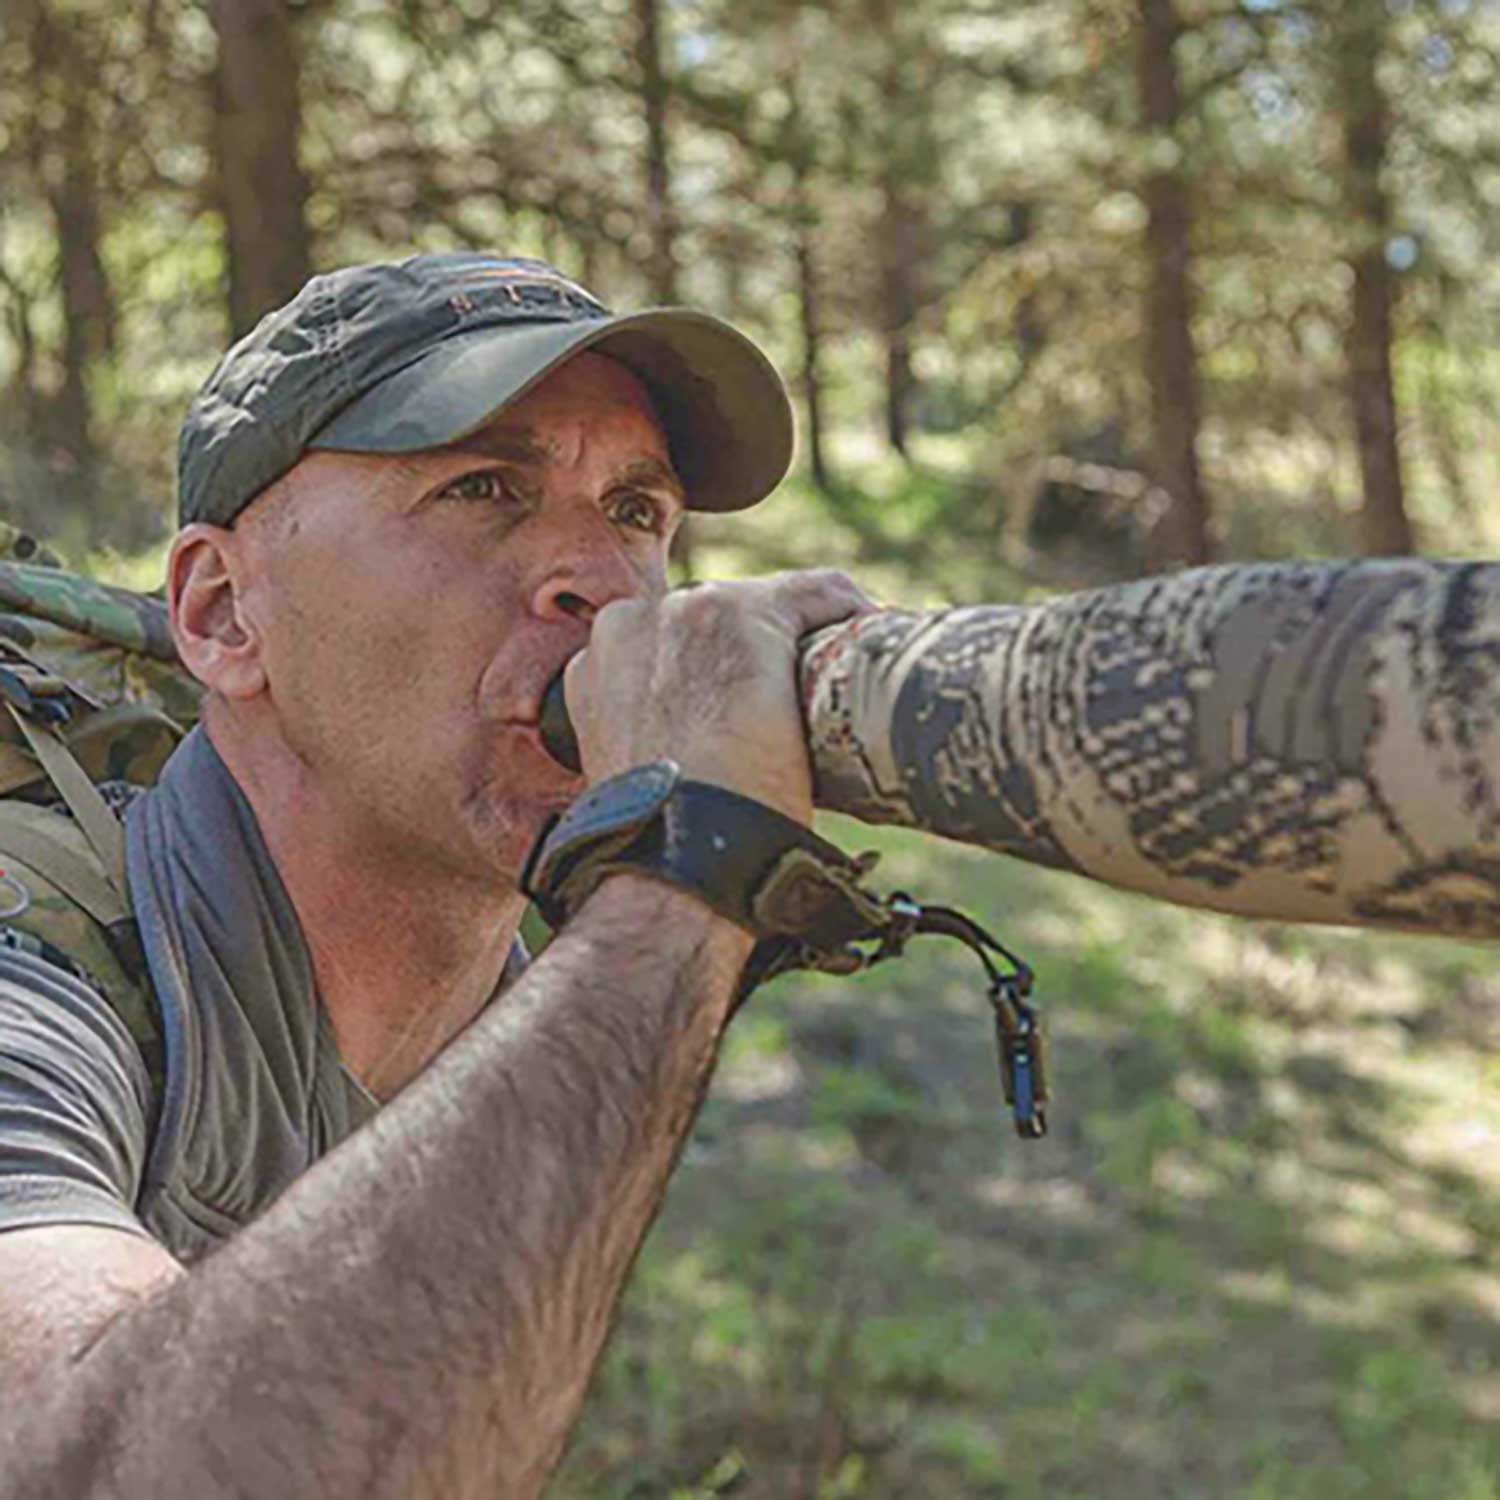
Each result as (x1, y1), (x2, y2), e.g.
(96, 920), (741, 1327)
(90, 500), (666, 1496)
(589, 571), (873, 649)
(576, 573), (876, 707)
(762, 569), (878, 637)
(562, 570), (880, 823)
(560, 643), (589, 717)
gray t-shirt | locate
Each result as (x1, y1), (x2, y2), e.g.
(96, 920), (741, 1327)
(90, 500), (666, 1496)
(0, 944), (156, 1242)
(0, 728), (525, 1260)
(0, 722), (383, 1259)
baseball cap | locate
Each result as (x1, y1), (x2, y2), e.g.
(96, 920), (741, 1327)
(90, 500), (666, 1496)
(177, 253), (795, 527)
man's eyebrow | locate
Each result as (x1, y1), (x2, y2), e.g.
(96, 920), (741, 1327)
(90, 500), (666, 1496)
(443, 428), (547, 464)
(616, 458), (687, 507)
(431, 433), (686, 507)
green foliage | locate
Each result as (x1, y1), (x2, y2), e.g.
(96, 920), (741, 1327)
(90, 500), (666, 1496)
(1334, 1345), (1458, 1454)
(1090, 1093), (1204, 1197)
(553, 826), (1500, 1497)
(7, 0), (1500, 569)
(811, 1065), (925, 1134)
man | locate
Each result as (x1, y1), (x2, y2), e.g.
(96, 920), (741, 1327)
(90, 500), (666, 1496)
(0, 253), (870, 1497)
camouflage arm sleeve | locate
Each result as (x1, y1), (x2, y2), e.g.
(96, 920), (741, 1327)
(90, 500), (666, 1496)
(800, 560), (1500, 939)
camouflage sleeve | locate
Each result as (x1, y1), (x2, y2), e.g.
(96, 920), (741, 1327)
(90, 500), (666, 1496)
(800, 560), (1500, 939)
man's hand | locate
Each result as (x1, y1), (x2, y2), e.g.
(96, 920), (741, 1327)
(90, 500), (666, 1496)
(563, 570), (875, 825)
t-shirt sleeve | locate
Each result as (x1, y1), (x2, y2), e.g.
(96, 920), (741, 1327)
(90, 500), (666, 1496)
(0, 944), (155, 1242)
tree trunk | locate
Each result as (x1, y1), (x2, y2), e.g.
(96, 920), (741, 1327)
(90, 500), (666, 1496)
(1339, 4), (1413, 556)
(879, 175), (920, 460)
(633, 0), (678, 305)
(870, 0), (923, 462)
(1009, 202), (1043, 374)
(0, 267), (39, 431)
(28, 1), (113, 493)
(50, 163), (102, 480)
(1136, 0), (1212, 570)
(785, 68), (832, 497)
(211, 0), (312, 338)
(794, 187), (833, 497)
(631, 0), (696, 575)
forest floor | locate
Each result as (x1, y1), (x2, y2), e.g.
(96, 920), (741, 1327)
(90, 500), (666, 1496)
(554, 819), (1500, 1499)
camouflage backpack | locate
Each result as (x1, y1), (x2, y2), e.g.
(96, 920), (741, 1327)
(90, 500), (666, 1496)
(0, 526), (203, 1093)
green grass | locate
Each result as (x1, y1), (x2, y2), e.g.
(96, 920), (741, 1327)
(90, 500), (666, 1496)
(553, 829), (1500, 1498)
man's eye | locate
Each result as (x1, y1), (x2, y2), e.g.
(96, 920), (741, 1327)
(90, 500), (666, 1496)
(610, 491), (665, 533)
(438, 471), (513, 504)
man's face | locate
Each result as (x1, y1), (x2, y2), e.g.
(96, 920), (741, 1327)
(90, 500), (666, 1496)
(233, 351), (684, 884)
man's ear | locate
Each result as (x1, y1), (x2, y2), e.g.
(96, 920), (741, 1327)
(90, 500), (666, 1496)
(167, 523), (267, 699)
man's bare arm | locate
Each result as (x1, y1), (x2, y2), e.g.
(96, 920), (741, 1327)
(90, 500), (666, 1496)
(1, 568), (870, 1498)
(802, 559), (1500, 937)
(2, 876), (750, 1500)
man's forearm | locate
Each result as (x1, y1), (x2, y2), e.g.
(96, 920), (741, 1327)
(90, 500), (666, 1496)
(14, 878), (750, 1500)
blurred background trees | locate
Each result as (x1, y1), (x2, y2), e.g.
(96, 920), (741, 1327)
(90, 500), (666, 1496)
(1, 0), (1496, 578)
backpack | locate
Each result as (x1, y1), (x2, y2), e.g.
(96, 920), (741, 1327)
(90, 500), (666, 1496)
(0, 536), (203, 1096)
(0, 546), (201, 804)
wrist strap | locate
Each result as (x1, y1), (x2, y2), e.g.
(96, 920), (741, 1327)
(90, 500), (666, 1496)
(521, 766), (1050, 1140)
(523, 775), (887, 948)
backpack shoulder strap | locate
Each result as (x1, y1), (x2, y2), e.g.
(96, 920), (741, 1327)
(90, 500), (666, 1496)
(0, 799), (163, 1094)
(2, 702), (128, 905)
(0, 801), (128, 932)
(0, 615), (135, 890)
(0, 660), (164, 1100)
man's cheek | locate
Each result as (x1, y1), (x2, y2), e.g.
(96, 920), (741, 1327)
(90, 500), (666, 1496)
(476, 797), (547, 879)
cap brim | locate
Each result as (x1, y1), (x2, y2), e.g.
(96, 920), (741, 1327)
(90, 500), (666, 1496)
(307, 310), (794, 513)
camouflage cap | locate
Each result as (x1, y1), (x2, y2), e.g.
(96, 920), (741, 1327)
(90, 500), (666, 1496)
(177, 253), (795, 527)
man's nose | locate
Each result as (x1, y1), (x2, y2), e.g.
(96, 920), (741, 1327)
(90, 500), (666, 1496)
(530, 515), (649, 626)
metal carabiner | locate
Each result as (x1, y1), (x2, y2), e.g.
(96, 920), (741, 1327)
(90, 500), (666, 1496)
(992, 979), (1048, 1139)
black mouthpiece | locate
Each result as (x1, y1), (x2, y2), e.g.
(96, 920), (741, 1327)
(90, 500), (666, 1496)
(538, 669), (581, 772)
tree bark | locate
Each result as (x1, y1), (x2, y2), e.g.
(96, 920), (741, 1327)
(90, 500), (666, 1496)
(1338, 3), (1414, 556)
(51, 90), (112, 476)
(869, 0), (925, 462)
(785, 65), (832, 497)
(631, 0), (697, 576)
(1136, 0), (1212, 570)
(211, 0), (312, 338)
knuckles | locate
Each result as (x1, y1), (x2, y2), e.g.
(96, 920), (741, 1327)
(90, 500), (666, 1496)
(767, 568), (874, 632)
(661, 581), (741, 634)
(586, 570), (872, 660)
(587, 595), (652, 646)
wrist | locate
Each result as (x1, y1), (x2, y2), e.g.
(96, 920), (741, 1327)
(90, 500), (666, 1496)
(654, 763), (811, 830)
(523, 762), (897, 1005)
(522, 762), (846, 937)
(570, 871), (755, 987)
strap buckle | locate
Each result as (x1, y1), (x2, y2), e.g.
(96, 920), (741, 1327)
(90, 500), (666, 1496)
(992, 974), (1047, 1140)
(743, 862), (1052, 1142)
(0, 663), (73, 727)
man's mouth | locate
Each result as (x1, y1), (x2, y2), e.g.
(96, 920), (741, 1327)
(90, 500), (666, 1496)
(502, 719), (583, 782)
(507, 653), (579, 731)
